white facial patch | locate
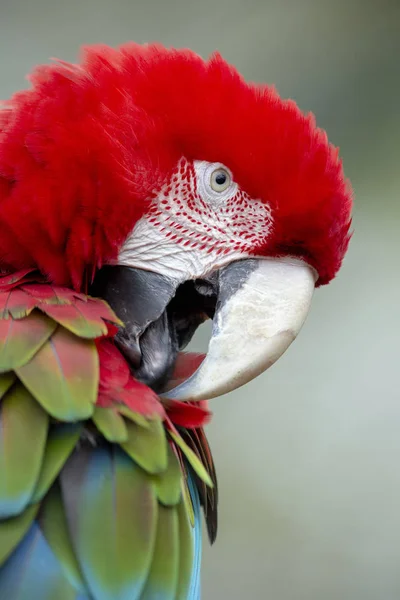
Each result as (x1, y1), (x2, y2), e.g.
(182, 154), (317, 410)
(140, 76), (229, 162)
(117, 158), (273, 282)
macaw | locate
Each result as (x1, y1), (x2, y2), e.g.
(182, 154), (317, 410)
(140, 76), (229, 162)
(0, 43), (352, 599)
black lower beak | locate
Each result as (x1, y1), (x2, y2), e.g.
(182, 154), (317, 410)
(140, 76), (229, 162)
(90, 266), (217, 392)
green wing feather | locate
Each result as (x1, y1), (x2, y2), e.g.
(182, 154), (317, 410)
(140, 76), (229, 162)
(0, 503), (39, 564)
(39, 482), (87, 593)
(151, 444), (183, 506)
(92, 406), (128, 443)
(0, 277), (216, 599)
(0, 373), (16, 399)
(61, 445), (159, 600)
(0, 384), (48, 517)
(169, 429), (213, 486)
(0, 311), (56, 372)
(32, 424), (83, 503)
(16, 328), (98, 421)
(41, 297), (121, 339)
(141, 504), (180, 600)
(121, 417), (168, 474)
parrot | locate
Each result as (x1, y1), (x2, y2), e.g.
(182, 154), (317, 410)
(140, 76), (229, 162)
(0, 43), (352, 600)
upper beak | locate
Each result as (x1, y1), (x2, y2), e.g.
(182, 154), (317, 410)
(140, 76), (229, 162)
(163, 258), (316, 400)
(91, 257), (316, 399)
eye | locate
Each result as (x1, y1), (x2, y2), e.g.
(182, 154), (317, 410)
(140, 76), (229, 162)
(210, 168), (232, 193)
(194, 160), (236, 201)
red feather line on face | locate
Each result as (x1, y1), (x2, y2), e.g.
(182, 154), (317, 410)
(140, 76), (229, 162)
(0, 43), (352, 290)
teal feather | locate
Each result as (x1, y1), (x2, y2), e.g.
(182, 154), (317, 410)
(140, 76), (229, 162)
(60, 444), (158, 600)
(39, 482), (87, 594)
(187, 471), (202, 600)
(0, 446), (207, 600)
(0, 503), (39, 564)
(0, 521), (89, 600)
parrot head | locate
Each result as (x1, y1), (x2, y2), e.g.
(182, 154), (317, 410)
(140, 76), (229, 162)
(0, 43), (352, 399)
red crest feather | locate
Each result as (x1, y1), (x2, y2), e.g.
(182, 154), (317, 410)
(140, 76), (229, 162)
(0, 43), (352, 288)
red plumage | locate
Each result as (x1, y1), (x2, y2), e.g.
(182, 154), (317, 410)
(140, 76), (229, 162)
(0, 43), (352, 289)
(97, 339), (211, 428)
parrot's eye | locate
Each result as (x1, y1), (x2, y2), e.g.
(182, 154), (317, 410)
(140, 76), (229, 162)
(210, 168), (231, 192)
(194, 160), (237, 200)
(195, 161), (236, 201)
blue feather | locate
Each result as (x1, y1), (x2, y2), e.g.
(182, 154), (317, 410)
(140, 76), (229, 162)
(60, 445), (157, 600)
(0, 521), (89, 600)
(187, 472), (202, 600)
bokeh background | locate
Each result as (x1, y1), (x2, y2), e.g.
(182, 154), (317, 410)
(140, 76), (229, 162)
(1, 1), (399, 598)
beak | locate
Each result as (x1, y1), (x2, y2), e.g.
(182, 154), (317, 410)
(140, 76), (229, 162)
(91, 266), (179, 390)
(163, 258), (316, 401)
(90, 266), (215, 392)
(91, 258), (316, 398)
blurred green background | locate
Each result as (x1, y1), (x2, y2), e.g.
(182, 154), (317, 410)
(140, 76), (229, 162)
(1, 1), (399, 598)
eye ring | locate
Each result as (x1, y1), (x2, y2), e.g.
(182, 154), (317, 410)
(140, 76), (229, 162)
(210, 167), (232, 193)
